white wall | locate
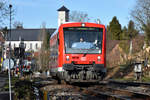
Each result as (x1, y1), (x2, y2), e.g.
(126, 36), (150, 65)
(58, 11), (69, 26)
(5, 41), (42, 52)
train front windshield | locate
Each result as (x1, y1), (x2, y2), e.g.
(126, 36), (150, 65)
(64, 27), (103, 54)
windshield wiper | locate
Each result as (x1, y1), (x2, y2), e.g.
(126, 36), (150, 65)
(83, 49), (92, 57)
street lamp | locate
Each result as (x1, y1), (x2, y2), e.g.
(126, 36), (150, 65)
(8, 4), (12, 100)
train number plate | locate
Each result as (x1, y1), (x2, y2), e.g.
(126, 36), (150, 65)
(81, 57), (86, 61)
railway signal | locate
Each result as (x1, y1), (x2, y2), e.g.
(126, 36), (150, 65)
(14, 47), (25, 58)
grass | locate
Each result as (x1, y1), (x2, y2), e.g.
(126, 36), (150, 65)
(141, 77), (150, 82)
(3, 77), (19, 91)
(114, 77), (135, 81)
(114, 76), (150, 82)
(14, 79), (35, 100)
(2, 75), (38, 99)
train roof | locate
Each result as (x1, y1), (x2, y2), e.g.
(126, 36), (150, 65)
(61, 22), (105, 26)
(50, 22), (105, 38)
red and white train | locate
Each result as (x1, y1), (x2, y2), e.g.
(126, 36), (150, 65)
(49, 22), (106, 82)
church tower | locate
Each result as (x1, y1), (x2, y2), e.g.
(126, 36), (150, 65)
(57, 6), (69, 26)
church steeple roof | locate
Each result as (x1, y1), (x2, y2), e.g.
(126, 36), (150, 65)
(57, 6), (69, 12)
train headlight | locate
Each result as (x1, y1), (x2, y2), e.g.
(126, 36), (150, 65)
(81, 23), (85, 27)
(66, 56), (70, 61)
(97, 56), (101, 61)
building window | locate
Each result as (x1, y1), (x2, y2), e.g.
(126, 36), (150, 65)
(14, 43), (16, 48)
(35, 43), (38, 49)
(30, 43), (32, 49)
(24, 43), (26, 48)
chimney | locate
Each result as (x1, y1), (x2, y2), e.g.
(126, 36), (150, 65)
(57, 6), (69, 26)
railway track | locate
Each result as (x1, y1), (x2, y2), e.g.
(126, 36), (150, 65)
(66, 80), (150, 100)
(82, 85), (150, 100)
(80, 80), (150, 100)
(34, 76), (150, 100)
(108, 79), (150, 96)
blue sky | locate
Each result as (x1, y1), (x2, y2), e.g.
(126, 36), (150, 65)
(9, 0), (136, 28)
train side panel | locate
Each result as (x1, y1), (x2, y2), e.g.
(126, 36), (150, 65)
(49, 31), (59, 76)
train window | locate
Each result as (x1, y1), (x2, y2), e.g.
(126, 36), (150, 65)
(50, 33), (59, 57)
(63, 27), (103, 54)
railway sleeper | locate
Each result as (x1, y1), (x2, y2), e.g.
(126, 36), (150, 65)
(60, 71), (103, 82)
(103, 86), (150, 99)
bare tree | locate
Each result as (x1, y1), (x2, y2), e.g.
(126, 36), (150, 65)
(131, 0), (150, 44)
(94, 18), (101, 24)
(69, 11), (90, 22)
(0, 1), (8, 21)
(0, 0), (14, 28)
(37, 23), (50, 71)
(13, 21), (23, 29)
(131, 0), (150, 29)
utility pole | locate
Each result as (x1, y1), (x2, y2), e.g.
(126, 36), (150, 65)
(8, 4), (12, 100)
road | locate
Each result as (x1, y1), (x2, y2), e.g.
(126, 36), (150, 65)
(0, 73), (14, 100)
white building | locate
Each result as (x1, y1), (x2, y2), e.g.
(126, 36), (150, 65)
(4, 5), (69, 55)
(5, 29), (55, 52)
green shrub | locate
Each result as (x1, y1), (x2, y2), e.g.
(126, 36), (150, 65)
(119, 40), (130, 54)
